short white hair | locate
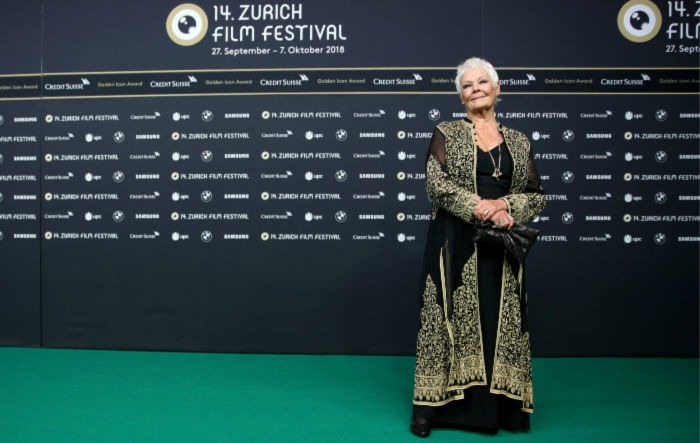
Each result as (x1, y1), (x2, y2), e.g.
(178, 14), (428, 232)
(454, 57), (499, 93)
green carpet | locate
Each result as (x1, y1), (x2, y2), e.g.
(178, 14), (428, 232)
(0, 348), (697, 442)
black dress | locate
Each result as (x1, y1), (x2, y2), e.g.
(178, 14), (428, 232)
(413, 141), (530, 432)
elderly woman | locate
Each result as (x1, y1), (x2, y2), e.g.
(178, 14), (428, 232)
(410, 57), (546, 437)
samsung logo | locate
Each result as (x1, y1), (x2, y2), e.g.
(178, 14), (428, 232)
(586, 175), (612, 180)
(135, 134), (160, 140)
(359, 173), (385, 179)
(224, 234), (250, 239)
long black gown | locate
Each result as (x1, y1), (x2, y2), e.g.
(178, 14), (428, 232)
(413, 142), (530, 432)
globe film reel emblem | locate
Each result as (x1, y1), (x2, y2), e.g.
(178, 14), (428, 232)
(618, 0), (662, 43)
(167, 4), (209, 46)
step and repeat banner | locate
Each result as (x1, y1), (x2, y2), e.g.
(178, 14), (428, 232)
(0, 0), (698, 355)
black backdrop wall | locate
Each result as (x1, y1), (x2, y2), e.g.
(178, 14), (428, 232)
(0, 0), (698, 356)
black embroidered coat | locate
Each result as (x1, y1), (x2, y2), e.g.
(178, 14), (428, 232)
(413, 119), (546, 412)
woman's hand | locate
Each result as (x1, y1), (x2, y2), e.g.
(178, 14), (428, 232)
(488, 209), (515, 230)
(472, 197), (508, 222)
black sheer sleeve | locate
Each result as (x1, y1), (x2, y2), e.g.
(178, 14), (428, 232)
(427, 127), (446, 166)
(425, 127), (479, 222)
(502, 145), (546, 223)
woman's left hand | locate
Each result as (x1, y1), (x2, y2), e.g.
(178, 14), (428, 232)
(488, 209), (515, 230)
(473, 198), (507, 221)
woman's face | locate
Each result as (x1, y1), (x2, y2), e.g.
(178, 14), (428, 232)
(459, 68), (500, 113)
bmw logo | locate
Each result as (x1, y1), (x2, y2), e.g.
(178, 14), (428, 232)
(335, 210), (348, 223)
(561, 212), (574, 224)
(653, 232), (667, 245)
(335, 170), (348, 182)
(200, 230), (213, 243)
(654, 192), (667, 204)
(655, 150), (668, 163)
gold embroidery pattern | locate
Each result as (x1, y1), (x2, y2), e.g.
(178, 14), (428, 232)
(426, 156), (476, 222)
(501, 127), (546, 223)
(492, 264), (534, 411)
(425, 120), (479, 221)
(414, 257), (487, 406)
(414, 275), (460, 404)
(438, 120), (476, 194)
(448, 256), (486, 387)
(415, 120), (542, 412)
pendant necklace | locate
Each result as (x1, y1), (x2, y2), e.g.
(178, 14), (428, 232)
(473, 123), (503, 181)
(486, 144), (503, 180)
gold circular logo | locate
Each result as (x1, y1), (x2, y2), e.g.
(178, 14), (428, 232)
(166, 3), (208, 46)
(618, 0), (662, 43)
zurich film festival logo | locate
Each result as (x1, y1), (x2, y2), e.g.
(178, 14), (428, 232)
(167, 4), (209, 46)
(618, 0), (662, 42)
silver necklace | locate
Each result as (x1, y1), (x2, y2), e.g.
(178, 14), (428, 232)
(486, 144), (503, 180)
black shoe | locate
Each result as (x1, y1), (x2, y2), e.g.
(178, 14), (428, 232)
(410, 416), (431, 438)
